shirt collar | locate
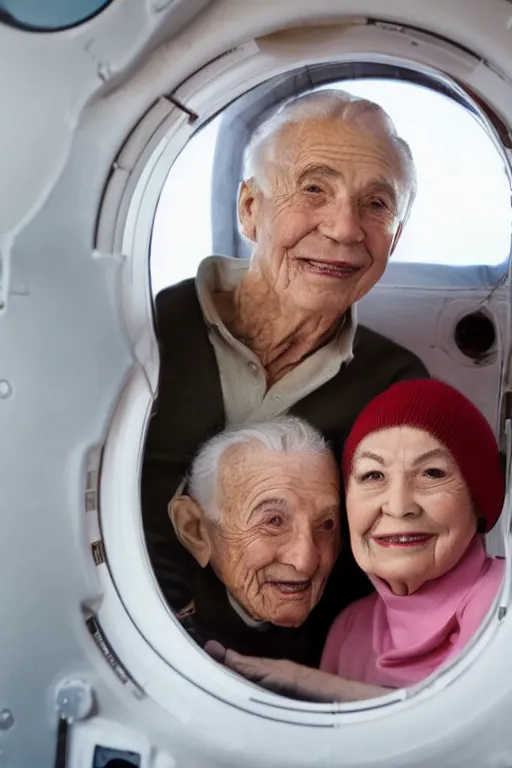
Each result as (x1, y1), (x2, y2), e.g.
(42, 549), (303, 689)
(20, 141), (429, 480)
(226, 589), (269, 630)
(368, 535), (492, 672)
(195, 254), (357, 363)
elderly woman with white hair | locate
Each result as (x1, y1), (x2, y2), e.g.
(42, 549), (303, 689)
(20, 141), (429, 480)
(142, 88), (429, 661)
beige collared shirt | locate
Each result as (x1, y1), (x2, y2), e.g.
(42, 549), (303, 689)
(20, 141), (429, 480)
(196, 255), (357, 425)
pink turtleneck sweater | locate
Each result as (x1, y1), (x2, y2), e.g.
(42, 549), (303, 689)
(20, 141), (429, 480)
(320, 537), (504, 688)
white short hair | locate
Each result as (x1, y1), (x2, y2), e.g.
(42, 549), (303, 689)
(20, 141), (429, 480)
(243, 88), (417, 224)
(188, 416), (330, 522)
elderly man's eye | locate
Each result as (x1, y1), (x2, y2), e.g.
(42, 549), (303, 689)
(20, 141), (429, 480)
(369, 198), (388, 211)
(321, 519), (336, 531)
(424, 468), (446, 479)
(304, 184), (323, 194)
(267, 515), (284, 527)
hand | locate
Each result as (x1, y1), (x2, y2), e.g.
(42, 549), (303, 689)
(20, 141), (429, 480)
(205, 640), (321, 700)
(204, 641), (389, 702)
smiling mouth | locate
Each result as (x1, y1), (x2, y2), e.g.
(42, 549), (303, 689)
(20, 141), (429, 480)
(267, 580), (311, 596)
(302, 258), (360, 278)
(373, 534), (434, 548)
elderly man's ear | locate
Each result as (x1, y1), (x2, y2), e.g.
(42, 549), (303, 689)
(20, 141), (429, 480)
(238, 179), (262, 242)
(168, 496), (212, 568)
(390, 222), (403, 255)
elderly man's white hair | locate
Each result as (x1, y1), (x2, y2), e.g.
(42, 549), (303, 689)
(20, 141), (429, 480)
(243, 88), (417, 224)
(188, 416), (330, 522)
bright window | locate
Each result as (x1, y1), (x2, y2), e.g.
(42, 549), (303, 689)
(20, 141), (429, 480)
(324, 80), (512, 269)
(151, 117), (220, 296)
(150, 80), (511, 295)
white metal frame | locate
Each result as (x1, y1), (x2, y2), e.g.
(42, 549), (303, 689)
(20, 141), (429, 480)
(3, 2), (512, 766)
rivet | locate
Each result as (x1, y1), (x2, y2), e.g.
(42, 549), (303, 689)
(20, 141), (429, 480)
(97, 63), (112, 82)
(0, 381), (11, 399)
(0, 710), (14, 731)
(55, 680), (94, 723)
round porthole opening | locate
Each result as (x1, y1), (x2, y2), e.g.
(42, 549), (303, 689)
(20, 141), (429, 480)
(454, 311), (496, 362)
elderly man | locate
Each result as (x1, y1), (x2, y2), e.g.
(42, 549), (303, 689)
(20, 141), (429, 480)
(169, 416), (341, 663)
(142, 88), (428, 642)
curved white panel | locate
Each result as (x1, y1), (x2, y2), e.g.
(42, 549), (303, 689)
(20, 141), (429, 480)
(1, 2), (512, 767)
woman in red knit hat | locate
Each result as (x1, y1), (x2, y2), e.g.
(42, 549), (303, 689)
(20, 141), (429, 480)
(320, 378), (505, 689)
(207, 379), (506, 701)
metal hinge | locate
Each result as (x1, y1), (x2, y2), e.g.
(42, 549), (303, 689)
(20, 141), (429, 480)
(85, 469), (99, 513)
(84, 448), (105, 569)
(91, 539), (105, 566)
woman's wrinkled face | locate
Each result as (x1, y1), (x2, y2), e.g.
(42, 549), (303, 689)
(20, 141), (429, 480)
(239, 117), (406, 315)
(207, 442), (340, 627)
(346, 427), (477, 595)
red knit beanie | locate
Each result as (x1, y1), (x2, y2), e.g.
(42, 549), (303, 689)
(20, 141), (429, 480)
(342, 379), (505, 532)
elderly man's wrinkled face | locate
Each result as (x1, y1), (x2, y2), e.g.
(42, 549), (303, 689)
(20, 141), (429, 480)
(346, 427), (477, 596)
(208, 442), (340, 627)
(239, 117), (405, 313)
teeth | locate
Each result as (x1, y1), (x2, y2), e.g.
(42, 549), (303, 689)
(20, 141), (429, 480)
(381, 535), (429, 543)
(274, 582), (309, 592)
(307, 260), (354, 273)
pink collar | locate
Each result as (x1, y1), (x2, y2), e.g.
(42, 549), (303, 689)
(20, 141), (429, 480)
(369, 535), (490, 678)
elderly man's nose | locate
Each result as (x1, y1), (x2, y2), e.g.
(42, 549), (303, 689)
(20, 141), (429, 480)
(319, 201), (364, 244)
(382, 480), (421, 518)
(281, 531), (319, 574)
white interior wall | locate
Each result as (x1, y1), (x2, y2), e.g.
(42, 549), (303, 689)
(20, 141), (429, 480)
(1, 2), (512, 767)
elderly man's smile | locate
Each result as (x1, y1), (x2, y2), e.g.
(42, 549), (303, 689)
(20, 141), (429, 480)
(266, 579), (312, 597)
(301, 258), (361, 278)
